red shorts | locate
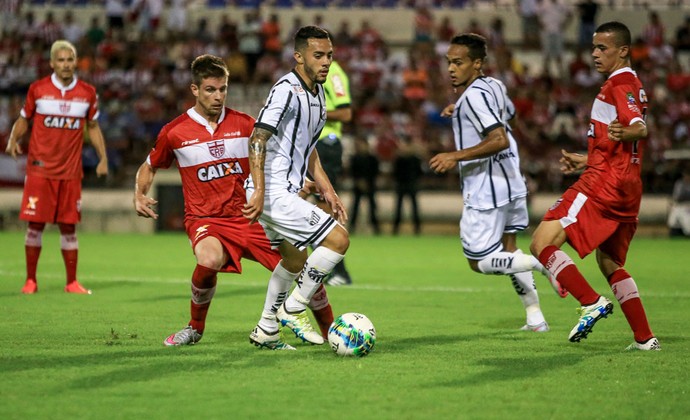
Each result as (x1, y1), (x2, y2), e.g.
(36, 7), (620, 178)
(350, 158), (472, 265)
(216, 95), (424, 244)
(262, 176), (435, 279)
(185, 216), (281, 274)
(20, 175), (81, 224)
(543, 188), (637, 266)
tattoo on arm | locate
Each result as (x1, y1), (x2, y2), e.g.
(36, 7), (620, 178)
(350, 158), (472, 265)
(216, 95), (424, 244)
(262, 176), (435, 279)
(248, 128), (271, 161)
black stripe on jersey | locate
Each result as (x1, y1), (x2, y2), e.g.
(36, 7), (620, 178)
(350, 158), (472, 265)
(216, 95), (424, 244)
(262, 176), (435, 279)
(254, 122), (278, 135)
(496, 160), (512, 202)
(464, 96), (486, 133)
(464, 238), (502, 259)
(455, 103), (463, 149)
(277, 90), (293, 128)
(287, 94), (302, 186)
(488, 157), (497, 208)
(294, 217), (336, 249)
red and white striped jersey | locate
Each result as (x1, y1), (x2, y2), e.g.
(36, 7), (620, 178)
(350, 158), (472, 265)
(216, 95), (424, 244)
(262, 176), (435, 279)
(21, 74), (99, 180)
(574, 67), (648, 221)
(147, 107), (254, 219)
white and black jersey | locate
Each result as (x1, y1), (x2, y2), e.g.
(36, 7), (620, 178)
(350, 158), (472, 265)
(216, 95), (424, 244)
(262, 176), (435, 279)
(452, 76), (527, 210)
(249, 70), (327, 193)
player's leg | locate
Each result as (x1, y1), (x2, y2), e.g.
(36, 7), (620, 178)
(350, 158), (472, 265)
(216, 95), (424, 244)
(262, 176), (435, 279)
(22, 221), (45, 294)
(597, 228), (659, 351)
(57, 178), (89, 294)
(308, 284), (334, 339)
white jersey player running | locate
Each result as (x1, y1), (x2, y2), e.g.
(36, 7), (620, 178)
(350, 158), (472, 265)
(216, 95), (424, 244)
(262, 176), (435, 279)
(430, 33), (566, 332)
(244, 26), (350, 345)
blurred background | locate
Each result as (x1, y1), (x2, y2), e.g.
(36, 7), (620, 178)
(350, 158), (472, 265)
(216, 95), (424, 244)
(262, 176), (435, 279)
(1, 0), (689, 234)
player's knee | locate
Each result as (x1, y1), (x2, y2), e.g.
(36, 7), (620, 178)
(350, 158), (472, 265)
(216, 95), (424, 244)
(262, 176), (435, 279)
(195, 252), (225, 271)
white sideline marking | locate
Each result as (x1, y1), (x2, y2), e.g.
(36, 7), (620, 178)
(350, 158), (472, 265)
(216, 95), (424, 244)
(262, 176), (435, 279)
(1, 269), (688, 298)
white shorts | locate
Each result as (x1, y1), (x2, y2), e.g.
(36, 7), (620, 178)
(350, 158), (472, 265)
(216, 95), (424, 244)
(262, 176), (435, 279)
(460, 197), (529, 260)
(247, 186), (338, 251)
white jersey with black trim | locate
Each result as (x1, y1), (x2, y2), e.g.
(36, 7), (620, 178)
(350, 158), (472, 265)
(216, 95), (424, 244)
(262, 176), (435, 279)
(452, 76), (527, 210)
(247, 70), (327, 193)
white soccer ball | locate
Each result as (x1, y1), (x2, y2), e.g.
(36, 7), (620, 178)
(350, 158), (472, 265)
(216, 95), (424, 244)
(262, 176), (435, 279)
(327, 312), (376, 357)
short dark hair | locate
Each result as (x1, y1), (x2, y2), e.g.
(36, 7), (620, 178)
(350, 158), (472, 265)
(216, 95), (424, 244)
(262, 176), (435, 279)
(190, 54), (229, 86)
(595, 21), (632, 48)
(450, 33), (487, 62)
(294, 25), (331, 51)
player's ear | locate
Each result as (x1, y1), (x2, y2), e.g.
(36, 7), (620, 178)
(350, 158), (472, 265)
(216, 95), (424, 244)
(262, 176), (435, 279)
(619, 45), (630, 60)
(294, 51), (304, 65)
(190, 83), (199, 98)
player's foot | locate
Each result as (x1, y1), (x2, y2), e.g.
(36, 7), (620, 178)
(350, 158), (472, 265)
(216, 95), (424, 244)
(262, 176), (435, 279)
(568, 296), (614, 342)
(520, 321), (550, 332)
(326, 274), (352, 286)
(249, 325), (296, 350)
(21, 279), (38, 294)
(64, 281), (92, 294)
(625, 337), (661, 351)
(163, 325), (202, 346)
(276, 302), (324, 345)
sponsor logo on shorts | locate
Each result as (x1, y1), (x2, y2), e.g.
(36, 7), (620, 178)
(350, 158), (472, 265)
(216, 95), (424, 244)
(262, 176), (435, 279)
(194, 225), (209, 241)
(27, 196), (38, 210)
(309, 211), (321, 226)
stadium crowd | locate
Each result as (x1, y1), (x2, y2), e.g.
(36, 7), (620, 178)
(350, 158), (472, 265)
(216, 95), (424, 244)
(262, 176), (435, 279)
(1, 1), (690, 193)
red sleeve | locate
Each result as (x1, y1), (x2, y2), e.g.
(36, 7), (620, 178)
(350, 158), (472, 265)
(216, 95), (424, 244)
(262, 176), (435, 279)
(21, 83), (37, 119)
(148, 124), (175, 169)
(611, 84), (644, 127)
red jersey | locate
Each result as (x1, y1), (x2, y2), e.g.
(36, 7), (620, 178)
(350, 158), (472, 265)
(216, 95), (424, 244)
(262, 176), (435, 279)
(21, 74), (99, 180)
(574, 68), (648, 222)
(147, 107), (254, 220)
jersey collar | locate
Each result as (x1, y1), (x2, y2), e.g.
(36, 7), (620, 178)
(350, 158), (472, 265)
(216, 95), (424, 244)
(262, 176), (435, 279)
(608, 67), (636, 79)
(187, 106), (226, 134)
(50, 73), (77, 92)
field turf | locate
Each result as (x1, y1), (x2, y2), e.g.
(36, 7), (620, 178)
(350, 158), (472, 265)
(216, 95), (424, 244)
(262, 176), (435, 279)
(0, 230), (689, 419)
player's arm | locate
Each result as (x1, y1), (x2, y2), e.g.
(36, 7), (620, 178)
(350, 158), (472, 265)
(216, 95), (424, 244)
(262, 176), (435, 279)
(133, 161), (159, 219)
(429, 126), (509, 174)
(86, 120), (109, 177)
(242, 126), (272, 223)
(5, 116), (29, 159)
(308, 149), (348, 224)
(607, 119), (647, 143)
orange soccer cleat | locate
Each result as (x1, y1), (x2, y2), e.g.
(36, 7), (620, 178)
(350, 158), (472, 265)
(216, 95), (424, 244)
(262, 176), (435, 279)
(64, 281), (92, 294)
(21, 279), (38, 294)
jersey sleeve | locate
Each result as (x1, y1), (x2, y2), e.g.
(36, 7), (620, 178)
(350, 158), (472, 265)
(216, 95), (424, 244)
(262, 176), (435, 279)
(255, 80), (292, 135)
(325, 71), (351, 111)
(463, 88), (504, 137)
(147, 124), (175, 169)
(611, 84), (645, 127)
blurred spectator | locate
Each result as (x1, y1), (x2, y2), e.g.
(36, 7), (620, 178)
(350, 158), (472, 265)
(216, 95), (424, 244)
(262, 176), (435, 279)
(576, 0), (599, 49)
(392, 137), (423, 235)
(38, 11), (63, 46)
(349, 137), (381, 235)
(675, 16), (690, 51)
(643, 11), (674, 67)
(668, 167), (690, 237)
(413, 6), (434, 44)
(537, 0), (571, 78)
(1, 0), (23, 35)
(105, 0), (126, 31)
(517, 0), (540, 49)
(488, 17), (507, 51)
(261, 14), (282, 56)
(85, 16), (106, 49)
(166, 0), (190, 37)
(238, 10), (263, 77)
(62, 11), (84, 45)
(435, 16), (456, 56)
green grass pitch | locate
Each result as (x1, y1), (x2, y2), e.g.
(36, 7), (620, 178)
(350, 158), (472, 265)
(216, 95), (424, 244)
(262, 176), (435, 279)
(1, 230), (689, 419)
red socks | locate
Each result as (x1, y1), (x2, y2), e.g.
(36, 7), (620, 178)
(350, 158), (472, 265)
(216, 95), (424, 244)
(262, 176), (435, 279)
(608, 269), (654, 343)
(188, 264), (218, 334)
(538, 245), (599, 306)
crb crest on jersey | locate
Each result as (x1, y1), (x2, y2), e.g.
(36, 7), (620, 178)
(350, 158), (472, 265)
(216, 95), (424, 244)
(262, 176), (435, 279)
(207, 140), (225, 158)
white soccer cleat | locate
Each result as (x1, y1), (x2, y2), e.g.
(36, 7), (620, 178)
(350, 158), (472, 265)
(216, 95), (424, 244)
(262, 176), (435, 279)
(249, 325), (296, 350)
(625, 337), (661, 351)
(276, 302), (324, 345)
(568, 296), (614, 342)
(163, 325), (202, 346)
(520, 321), (550, 332)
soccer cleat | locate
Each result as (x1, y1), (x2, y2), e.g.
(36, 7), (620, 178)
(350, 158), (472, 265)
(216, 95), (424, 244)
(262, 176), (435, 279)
(326, 274), (352, 286)
(276, 303), (324, 345)
(520, 321), (550, 332)
(568, 296), (614, 342)
(64, 281), (92, 294)
(22, 279), (38, 294)
(249, 325), (296, 350)
(163, 325), (202, 346)
(625, 337), (661, 351)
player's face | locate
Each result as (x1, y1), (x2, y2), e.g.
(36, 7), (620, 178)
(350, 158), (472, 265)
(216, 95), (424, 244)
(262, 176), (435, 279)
(446, 44), (481, 88)
(191, 76), (228, 121)
(295, 38), (333, 88)
(50, 48), (76, 85)
(591, 31), (628, 75)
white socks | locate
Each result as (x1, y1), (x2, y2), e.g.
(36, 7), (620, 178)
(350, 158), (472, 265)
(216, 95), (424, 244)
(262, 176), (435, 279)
(284, 246), (344, 312)
(509, 272), (545, 326)
(478, 250), (541, 275)
(258, 262), (299, 332)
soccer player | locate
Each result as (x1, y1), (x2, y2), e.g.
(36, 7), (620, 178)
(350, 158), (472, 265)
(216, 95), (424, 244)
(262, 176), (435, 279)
(429, 33), (565, 332)
(243, 26), (350, 346)
(133, 54), (334, 349)
(5, 40), (108, 295)
(314, 59), (355, 286)
(530, 21), (659, 351)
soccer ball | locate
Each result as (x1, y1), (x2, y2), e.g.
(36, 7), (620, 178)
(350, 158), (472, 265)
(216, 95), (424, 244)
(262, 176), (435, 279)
(327, 312), (376, 357)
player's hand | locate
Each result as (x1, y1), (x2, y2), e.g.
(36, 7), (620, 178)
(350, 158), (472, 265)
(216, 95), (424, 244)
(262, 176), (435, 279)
(607, 119), (623, 142)
(559, 149), (587, 175)
(96, 159), (109, 177)
(5, 140), (22, 159)
(440, 103), (455, 118)
(134, 194), (158, 219)
(429, 152), (456, 174)
(299, 179), (320, 199)
(242, 191), (264, 224)
(322, 190), (348, 225)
